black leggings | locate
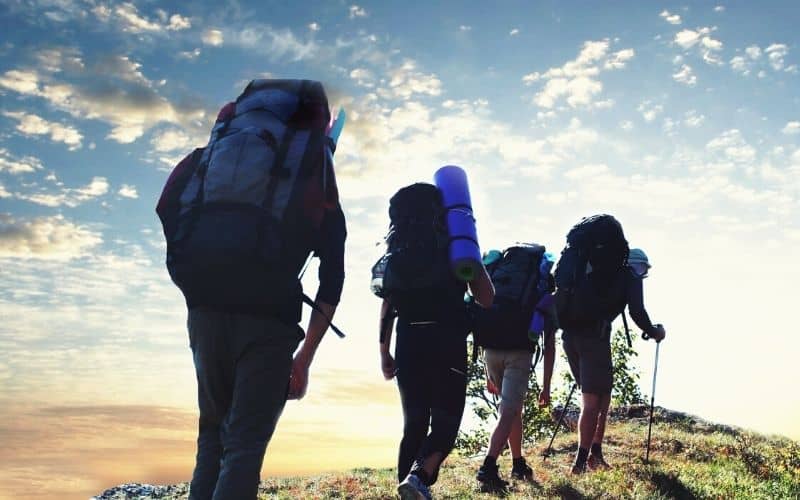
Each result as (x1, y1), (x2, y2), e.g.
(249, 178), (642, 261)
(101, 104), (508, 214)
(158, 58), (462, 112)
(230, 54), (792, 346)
(395, 320), (468, 484)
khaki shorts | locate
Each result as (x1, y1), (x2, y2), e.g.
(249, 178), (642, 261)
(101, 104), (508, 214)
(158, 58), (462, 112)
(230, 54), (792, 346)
(483, 349), (532, 411)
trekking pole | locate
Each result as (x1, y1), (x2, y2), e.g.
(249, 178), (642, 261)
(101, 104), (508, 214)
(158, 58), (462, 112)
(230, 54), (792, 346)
(643, 328), (662, 464)
(543, 382), (577, 460)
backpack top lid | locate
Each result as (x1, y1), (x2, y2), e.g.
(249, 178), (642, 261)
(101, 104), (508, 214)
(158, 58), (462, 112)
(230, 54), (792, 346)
(389, 183), (444, 222)
(234, 79), (331, 130)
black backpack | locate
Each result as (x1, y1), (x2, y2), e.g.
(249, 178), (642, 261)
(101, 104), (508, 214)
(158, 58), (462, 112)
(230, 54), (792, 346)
(554, 214), (629, 331)
(473, 243), (549, 351)
(371, 183), (452, 300)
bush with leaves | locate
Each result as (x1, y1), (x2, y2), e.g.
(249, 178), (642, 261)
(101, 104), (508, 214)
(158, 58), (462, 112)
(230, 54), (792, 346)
(456, 328), (644, 456)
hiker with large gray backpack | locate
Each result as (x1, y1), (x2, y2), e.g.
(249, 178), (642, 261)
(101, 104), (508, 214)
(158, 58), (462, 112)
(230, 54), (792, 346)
(156, 79), (347, 500)
(372, 182), (494, 500)
(553, 214), (665, 474)
(470, 244), (558, 491)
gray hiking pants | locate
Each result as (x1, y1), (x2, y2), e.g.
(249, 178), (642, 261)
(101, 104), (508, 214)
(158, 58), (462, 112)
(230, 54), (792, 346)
(187, 308), (303, 500)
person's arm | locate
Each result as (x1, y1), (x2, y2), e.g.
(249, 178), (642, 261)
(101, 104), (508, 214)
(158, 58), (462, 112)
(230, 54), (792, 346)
(287, 206), (346, 400)
(539, 324), (556, 407)
(379, 299), (397, 380)
(468, 264), (494, 308)
(627, 272), (665, 342)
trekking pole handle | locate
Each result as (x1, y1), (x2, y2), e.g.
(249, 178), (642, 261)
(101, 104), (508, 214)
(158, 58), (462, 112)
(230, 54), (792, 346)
(642, 324), (664, 342)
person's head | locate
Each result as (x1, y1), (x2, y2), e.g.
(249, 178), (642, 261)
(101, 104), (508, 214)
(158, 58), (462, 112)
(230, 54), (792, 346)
(628, 248), (651, 278)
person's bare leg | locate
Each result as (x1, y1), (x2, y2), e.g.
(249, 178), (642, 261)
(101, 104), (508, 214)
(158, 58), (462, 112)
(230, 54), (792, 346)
(508, 410), (523, 459)
(573, 392), (600, 472)
(592, 392), (611, 445)
(487, 405), (517, 458)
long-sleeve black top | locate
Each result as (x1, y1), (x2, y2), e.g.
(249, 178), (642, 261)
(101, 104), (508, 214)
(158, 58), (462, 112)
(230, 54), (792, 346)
(312, 204), (347, 306)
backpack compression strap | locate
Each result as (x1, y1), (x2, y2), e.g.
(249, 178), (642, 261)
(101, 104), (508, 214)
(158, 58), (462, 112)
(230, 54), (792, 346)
(302, 293), (346, 338)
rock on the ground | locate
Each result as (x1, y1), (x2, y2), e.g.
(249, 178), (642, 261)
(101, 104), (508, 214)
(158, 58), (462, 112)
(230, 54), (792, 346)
(92, 482), (189, 500)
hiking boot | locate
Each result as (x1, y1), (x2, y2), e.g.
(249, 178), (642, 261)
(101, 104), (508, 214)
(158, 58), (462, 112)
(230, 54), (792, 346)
(398, 473), (432, 500)
(476, 463), (509, 492)
(510, 457), (534, 481)
(587, 453), (611, 471)
(570, 461), (587, 475)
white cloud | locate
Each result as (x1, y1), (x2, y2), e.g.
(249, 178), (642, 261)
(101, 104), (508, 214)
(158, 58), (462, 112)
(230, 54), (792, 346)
(0, 148), (43, 174)
(564, 163), (609, 179)
(308, 22), (320, 31)
(118, 185), (138, 199)
(765, 44), (789, 71)
(782, 122), (800, 135)
(349, 5), (367, 19)
(509, 28), (520, 36)
(459, 25), (471, 32)
(672, 64), (697, 86)
(178, 48), (201, 60)
(0, 63), (208, 145)
(17, 177), (109, 208)
(714, 5), (725, 12)
(638, 101), (663, 122)
(151, 128), (196, 153)
(0, 70), (39, 93)
(167, 14), (191, 31)
(523, 39), (633, 109)
(620, 120), (634, 131)
(380, 60), (442, 99)
(228, 25), (317, 61)
(2, 111), (83, 150)
(113, 2), (162, 32)
(685, 110), (706, 128)
(706, 129), (756, 163)
(202, 29), (224, 46)
(349, 68), (376, 88)
(745, 45), (762, 60)
(660, 10), (682, 25)
(604, 49), (635, 70)
(730, 55), (750, 75)
(675, 29), (705, 49)
(0, 183), (10, 198)
(0, 214), (102, 261)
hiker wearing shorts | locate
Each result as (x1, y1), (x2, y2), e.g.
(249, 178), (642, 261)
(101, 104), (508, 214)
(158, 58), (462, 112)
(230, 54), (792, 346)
(476, 314), (557, 490)
(374, 183), (494, 500)
(562, 248), (665, 473)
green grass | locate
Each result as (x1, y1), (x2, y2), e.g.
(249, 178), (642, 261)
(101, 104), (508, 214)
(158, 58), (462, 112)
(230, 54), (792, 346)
(252, 409), (799, 499)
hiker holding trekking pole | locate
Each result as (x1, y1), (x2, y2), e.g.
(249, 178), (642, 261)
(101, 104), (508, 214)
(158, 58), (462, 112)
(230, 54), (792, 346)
(553, 215), (665, 474)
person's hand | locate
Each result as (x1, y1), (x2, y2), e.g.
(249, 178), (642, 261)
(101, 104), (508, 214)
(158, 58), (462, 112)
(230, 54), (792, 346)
(381, 351), (397, 380)
(486, 378), (499, 395)
(650, 324), (666, 343)
(287, 355), (311, 400)
(538, 387), (551, 408)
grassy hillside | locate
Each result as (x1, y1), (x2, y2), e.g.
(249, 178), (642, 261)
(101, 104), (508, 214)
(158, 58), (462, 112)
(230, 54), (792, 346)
(95, 407), (799, 499)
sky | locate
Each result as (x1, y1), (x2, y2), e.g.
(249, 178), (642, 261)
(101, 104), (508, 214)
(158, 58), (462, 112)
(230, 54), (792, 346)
(1, 0), (799, 498)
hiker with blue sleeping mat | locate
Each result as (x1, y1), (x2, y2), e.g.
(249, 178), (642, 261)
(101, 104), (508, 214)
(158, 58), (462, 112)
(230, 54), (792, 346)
(371, 168), (494, 500)
(157, 79), (347, 500)
(553, 214), (665, 474)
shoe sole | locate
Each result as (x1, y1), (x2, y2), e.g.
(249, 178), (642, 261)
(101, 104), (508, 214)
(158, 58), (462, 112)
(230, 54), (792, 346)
(397, 483), (425, 500)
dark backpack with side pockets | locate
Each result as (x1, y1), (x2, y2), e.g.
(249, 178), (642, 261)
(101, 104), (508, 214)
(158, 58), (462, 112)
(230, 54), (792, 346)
(472, 243), (549, 351)
(157, 79), (342, 332)
(554, 214), (629, 331)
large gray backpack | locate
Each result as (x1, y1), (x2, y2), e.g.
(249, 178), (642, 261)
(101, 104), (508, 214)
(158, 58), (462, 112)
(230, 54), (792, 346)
(159, 79), (339, 319)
